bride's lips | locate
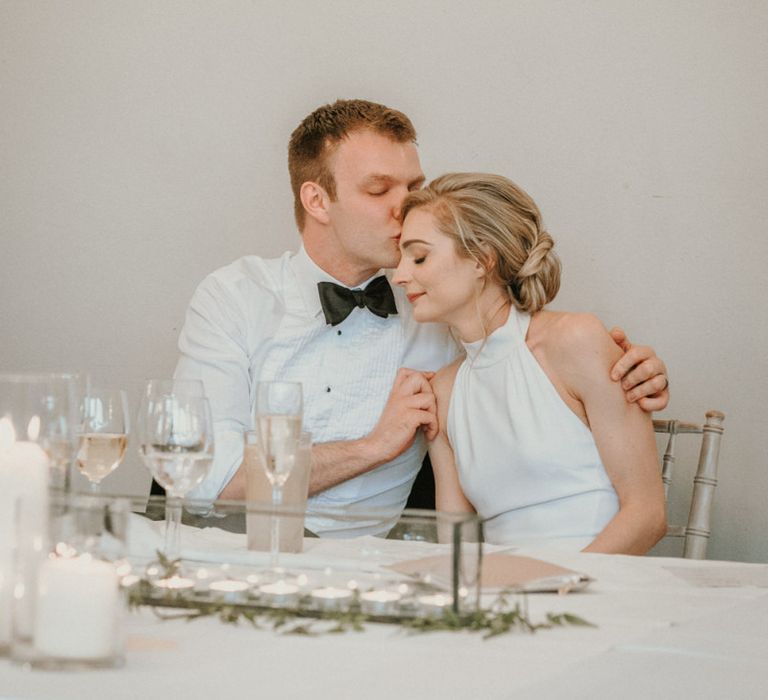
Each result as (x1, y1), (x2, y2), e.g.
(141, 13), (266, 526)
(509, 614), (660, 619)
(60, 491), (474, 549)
(406, 293), (425, 304)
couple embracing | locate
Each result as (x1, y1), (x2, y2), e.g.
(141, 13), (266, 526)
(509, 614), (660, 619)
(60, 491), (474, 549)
(176, 99), (668, 553)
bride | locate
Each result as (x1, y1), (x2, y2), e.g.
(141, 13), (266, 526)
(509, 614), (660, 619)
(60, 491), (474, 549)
(393, 173), (666, 554)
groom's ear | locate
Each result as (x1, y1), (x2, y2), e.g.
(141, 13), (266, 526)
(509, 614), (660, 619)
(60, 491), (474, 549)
(300, 181), (331, 226)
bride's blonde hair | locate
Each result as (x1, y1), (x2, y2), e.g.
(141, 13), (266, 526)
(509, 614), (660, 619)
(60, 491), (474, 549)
(402, 173), (561, 313)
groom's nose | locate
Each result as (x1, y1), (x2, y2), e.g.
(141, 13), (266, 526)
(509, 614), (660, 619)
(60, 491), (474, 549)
(392, 261), (409, 285)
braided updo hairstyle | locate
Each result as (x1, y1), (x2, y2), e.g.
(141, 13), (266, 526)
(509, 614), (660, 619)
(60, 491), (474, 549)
(401, 173), (561, 313)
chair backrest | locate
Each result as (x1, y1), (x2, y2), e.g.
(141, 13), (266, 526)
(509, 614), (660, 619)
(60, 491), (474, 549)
(654, 410), (725, 559)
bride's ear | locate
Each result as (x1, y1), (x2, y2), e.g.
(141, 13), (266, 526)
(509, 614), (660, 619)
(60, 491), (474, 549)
(300, 181), (331, 225)
(475, 245), (496, 278)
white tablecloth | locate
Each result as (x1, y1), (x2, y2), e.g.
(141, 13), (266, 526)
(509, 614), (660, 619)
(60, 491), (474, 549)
(3, 525), (768, 700)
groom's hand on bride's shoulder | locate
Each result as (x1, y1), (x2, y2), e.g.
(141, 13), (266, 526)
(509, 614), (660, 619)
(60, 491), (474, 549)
(608, 327), (670, 412)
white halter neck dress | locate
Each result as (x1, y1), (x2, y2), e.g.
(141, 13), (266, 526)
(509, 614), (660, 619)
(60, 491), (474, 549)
(446, 307), (619, 547)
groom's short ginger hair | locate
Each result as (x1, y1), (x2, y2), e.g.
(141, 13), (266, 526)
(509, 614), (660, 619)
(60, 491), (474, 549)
(288, 99), (417, 230)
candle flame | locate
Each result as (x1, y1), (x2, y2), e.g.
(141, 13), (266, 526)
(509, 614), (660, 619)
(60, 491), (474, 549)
(27, 414), (41, 441)
(0, 416), (16, 452)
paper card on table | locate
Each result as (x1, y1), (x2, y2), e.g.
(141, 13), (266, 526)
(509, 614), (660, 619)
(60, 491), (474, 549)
(388, 553), (592, 593)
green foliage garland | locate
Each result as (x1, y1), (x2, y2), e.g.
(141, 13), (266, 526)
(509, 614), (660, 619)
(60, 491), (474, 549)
(127, 554), (594, 640)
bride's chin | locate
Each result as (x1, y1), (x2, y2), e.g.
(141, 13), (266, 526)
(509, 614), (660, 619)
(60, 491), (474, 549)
(413, 307), (438, 324)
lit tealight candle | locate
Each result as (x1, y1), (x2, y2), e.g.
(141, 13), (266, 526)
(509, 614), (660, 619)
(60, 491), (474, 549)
(153, 575), (195, 590)
(194, 568), (211, 593)
(258, 580), (300, 607)
(209, 579), (249, 603)
(417, 593), (453, 616)
(360, 589), (401, 616)
(115, 560), (132, 579)
(310, 586), (353, 611)
(120, 574), (140, 588)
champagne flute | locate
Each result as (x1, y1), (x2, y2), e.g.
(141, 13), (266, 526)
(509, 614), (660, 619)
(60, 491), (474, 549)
(75, 387), (129, 492)
(254, 381), (302, 569)
(137, 379), (213, 566)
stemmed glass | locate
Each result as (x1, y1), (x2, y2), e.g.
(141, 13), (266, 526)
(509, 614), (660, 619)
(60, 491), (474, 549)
(38, 372), (83, 492)
(254, 381), (303, 569)
(137, 379), (214, 565)
(74, 387), (129, 492)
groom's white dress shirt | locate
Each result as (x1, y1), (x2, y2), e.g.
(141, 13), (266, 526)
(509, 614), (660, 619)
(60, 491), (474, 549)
(175, 245), (458, 536)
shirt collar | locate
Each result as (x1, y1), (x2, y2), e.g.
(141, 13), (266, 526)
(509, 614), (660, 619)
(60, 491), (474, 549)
(290, 245), (387, 319)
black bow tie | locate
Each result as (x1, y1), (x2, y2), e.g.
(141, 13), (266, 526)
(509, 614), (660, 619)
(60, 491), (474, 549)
(317, 276), (398, 326)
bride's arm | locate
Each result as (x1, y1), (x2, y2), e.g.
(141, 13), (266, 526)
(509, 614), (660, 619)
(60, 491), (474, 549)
(551, 314), (667, 555)
(428, 361), (475, 515)
(428, 430), (475, 514)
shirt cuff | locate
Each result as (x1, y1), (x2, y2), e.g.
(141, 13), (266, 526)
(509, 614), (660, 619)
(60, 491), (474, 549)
(187, 429), (244, 503)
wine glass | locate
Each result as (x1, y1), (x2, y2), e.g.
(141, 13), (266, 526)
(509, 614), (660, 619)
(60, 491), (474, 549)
(137, 379), (214, 566)
(38, 372), (84, 492)
(74, 387), (129, 492)
(0, 372), (82, 492)
(254, 381), (303, 569)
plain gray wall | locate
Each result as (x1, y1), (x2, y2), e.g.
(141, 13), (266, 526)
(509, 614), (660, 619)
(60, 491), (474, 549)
(1, 1), (766, 562)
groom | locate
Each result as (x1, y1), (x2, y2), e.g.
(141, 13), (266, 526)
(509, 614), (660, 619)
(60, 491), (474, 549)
(174, 99), (669, 535)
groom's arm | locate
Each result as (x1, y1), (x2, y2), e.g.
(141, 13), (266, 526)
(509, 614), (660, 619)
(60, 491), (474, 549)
(609, 327), (669, 412)
(221, 368), (438, 500)
(306, 368), (437, 496)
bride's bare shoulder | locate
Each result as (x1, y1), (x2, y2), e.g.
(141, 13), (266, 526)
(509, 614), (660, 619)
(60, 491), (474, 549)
(530, 310), (609, 347)
(530, 310), (618, 372)
(430, 356), (463, 400)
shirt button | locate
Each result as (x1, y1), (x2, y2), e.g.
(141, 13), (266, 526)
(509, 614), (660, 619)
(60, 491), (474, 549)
(337, 330), (342, 336)
(326, 386), (331, 393)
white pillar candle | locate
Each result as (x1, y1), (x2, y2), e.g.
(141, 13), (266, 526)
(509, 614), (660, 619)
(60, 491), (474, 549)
(359, 590), (402, 616)
(0, 545), (11, 649)
(33, 555), (119, 660)
(0, 418), (50, 647)
(310, 586), (353, 611)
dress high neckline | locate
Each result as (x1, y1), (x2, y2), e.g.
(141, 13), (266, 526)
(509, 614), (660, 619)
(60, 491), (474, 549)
(461, 306), (531, 367)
